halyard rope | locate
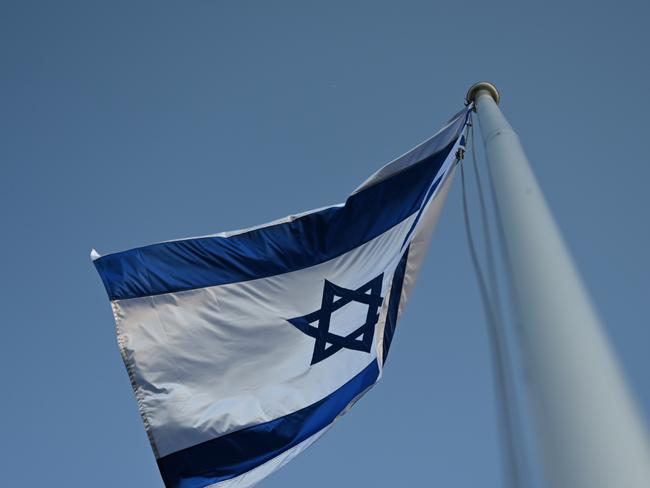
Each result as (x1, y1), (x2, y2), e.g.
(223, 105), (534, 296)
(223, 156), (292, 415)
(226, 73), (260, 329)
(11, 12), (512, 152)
(460, 120), (524, 488)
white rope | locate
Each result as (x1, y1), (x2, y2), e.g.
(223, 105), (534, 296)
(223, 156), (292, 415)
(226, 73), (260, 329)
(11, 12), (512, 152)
(460, 120), (524, 488)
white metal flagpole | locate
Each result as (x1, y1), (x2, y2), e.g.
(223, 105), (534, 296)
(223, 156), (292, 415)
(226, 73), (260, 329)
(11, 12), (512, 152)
(466, 82), (650, 488)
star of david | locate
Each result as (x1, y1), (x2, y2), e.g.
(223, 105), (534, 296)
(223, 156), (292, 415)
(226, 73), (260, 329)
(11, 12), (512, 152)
(288, 274), (384, 365)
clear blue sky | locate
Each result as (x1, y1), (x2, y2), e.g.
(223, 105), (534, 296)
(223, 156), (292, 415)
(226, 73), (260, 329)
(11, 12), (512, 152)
(1, 1), (648, 486)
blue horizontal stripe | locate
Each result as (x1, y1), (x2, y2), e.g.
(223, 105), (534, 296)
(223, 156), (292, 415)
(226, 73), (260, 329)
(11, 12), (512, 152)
(157, 360), (380, 488)
(94, 117), (466, 301)
(382, 246), (410, 363)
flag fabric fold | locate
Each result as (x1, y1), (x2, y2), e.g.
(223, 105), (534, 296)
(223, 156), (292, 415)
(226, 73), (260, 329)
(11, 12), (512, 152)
(93, 108), (470, 488)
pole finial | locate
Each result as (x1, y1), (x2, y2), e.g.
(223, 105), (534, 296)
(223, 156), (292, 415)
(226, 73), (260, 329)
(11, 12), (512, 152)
(466, 81), (500, 105)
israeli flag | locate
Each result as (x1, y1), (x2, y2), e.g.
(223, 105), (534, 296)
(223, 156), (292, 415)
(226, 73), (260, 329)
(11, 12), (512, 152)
(93, 108), (470, 488)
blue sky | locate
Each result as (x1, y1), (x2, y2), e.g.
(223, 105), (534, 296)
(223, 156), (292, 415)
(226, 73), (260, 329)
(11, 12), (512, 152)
(1, 1), (648, 487)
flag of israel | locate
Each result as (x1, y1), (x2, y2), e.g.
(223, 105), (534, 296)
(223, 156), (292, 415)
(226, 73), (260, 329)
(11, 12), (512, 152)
(92, 108), (470, 488)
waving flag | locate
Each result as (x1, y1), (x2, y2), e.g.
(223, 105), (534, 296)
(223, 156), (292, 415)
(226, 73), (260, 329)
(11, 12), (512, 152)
(93, 108), (470, 488)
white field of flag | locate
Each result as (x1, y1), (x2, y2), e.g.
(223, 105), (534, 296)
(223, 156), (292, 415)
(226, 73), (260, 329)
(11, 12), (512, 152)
(92, 108), (470, 488)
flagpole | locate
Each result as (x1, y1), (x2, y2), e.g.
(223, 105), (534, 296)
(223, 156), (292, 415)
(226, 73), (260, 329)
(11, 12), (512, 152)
(466, 82), (650, 488)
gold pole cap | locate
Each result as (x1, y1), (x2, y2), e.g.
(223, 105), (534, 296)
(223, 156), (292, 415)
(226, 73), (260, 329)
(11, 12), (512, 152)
(466, 81), (500, 105)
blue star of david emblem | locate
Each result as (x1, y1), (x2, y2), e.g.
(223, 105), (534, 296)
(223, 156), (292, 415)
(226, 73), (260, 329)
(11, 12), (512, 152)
(288, 274), (384, 365)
